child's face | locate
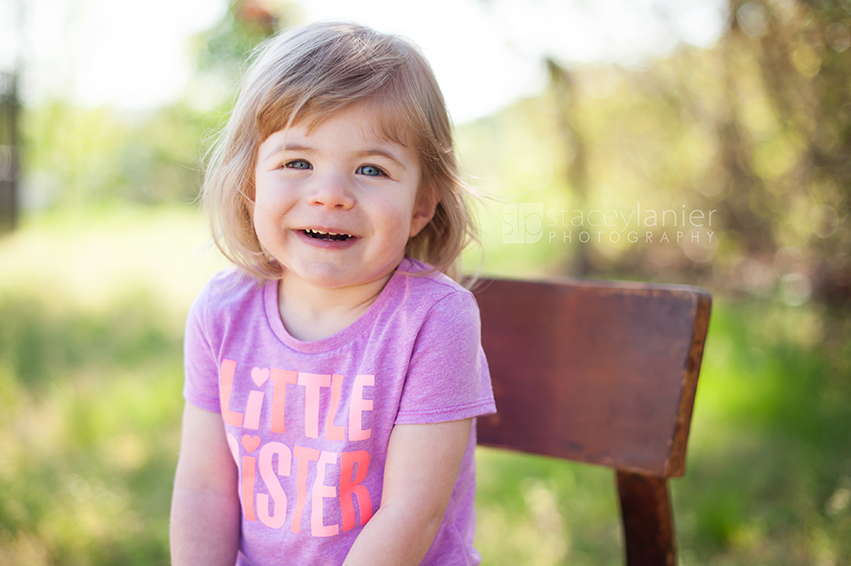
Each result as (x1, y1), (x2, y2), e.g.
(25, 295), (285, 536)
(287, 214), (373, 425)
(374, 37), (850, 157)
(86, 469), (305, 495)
(251, 101), (434, 292)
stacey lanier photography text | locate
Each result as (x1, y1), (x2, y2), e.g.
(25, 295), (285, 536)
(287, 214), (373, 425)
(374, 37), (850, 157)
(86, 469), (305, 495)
(502, 203), (719, 245)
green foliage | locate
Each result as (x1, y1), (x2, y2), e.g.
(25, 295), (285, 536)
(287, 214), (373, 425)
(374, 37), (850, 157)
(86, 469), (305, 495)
(0, 292), (183, 565)
(21, 101), (210, 207)
(0, 206), (215, 565)
(458, 0), (851, 303)
(192, 0), (301, 85)
(676, 300), (851, 564)
(19, 1), (302, 211)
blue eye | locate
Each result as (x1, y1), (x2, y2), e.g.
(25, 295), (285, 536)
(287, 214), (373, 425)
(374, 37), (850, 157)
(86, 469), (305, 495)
(286, 160), (311, 170)
(357, 165), (384, 177)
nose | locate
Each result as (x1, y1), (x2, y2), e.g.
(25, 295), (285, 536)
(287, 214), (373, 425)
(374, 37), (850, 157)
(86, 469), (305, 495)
(307, 172), (355, 210)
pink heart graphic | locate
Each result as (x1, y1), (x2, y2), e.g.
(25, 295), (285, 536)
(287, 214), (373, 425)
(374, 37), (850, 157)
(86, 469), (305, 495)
(242, 434), (261, 454)
(251, 367), (270, 387)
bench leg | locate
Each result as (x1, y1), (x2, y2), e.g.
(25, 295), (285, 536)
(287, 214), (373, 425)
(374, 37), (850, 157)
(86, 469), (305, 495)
(616, 471), (676, 566)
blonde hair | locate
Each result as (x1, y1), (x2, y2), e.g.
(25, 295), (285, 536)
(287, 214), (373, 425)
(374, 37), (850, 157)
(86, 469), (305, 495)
(202, 21), (478, 282)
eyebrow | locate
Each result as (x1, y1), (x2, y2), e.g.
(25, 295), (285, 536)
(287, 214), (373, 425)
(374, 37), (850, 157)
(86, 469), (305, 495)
(354, 148), (406, 169)
(261, 143), (314, 162)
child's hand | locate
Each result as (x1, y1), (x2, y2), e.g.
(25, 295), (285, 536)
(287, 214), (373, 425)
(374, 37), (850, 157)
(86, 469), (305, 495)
(342, 418), (473, 566)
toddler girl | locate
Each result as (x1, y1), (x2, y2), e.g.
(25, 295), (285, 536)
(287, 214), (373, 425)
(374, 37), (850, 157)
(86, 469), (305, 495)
(169, 21), (496, 566)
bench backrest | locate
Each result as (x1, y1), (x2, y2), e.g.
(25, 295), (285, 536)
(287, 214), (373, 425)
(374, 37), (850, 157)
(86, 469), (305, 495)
(473, 277), (711, 565)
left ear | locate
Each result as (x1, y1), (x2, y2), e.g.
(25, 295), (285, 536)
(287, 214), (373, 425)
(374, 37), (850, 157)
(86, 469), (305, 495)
(409, 189), (438, 238)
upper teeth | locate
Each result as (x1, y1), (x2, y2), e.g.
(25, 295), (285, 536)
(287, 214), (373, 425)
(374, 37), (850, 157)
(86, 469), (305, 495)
(307, 229), (348, 236)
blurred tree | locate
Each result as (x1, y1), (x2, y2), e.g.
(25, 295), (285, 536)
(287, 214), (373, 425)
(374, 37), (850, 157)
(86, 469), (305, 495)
(20, 0), (301, 210)
(190, 0), (300, 97)
(22, 101), (208, 207)
(718, 0), (851, 307)
(472, 0), (850, 309)
(0, 70), (19, 233)
(547, 58), (592, 277)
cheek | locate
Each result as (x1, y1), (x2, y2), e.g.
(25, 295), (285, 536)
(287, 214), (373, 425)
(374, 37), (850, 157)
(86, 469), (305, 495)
(250, 189), (288, 238)
(251, 210), (274, 243)
(253, 176), (294, 212)
(367, 203), (410, 248)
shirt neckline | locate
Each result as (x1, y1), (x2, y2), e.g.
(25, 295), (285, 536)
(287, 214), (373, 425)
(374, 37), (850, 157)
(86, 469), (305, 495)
(263, 258), (415, 353)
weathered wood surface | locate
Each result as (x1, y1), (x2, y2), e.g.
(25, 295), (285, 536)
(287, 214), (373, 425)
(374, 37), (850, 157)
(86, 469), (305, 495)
(474, 277), (711, 477)
(617, 471), (676, 566)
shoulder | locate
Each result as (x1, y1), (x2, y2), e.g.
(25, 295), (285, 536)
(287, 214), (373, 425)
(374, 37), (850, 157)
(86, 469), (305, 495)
(188, 269), (269, 326)
(395, 258), (475, 303)
(393, 260), (494, 424)
(393, 258), (480, 329)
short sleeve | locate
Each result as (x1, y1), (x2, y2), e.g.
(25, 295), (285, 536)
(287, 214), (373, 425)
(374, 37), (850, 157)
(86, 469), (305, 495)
(395, 290), (496, 424)
(183, 283), (222, 413)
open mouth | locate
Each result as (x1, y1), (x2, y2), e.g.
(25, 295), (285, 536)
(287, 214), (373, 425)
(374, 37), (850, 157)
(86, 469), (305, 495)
(302, 229), (354, 242)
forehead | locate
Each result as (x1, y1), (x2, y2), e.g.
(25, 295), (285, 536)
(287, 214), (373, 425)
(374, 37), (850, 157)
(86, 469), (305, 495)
(296, 98), (416, 148)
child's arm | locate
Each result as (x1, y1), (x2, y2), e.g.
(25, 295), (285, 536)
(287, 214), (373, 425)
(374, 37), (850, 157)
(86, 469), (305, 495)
(342, 418), (473, 566)
(170, 403), (241, 566)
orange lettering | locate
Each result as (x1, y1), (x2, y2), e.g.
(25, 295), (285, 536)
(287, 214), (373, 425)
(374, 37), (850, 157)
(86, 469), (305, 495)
(291, 446), (320, 533)
(312, 451), (340, 537)
(243, 390), (265, 430)
(349, 375), (374, 441)
(340, 450), (372, 531)
(258, 442), (292, 529)
(242, 455), (257, 522)
(298, 373), (331, 439)
(220, 359), (244, 427)
(326, 374), (345, 441)
(270, 368), (297, 433)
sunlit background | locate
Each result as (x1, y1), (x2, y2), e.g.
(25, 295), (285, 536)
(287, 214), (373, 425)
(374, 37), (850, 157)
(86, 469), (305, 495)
(1, 0), (849, 564)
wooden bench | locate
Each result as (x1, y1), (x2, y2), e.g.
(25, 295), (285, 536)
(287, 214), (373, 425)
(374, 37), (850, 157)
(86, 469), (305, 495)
(473, 277), (712, 566)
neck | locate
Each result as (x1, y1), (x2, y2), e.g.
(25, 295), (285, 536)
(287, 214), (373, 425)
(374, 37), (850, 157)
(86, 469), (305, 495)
(276, 271), (394, 341)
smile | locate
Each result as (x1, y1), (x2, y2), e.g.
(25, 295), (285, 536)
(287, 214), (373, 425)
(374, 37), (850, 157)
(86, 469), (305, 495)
(303, 229), (354, 242)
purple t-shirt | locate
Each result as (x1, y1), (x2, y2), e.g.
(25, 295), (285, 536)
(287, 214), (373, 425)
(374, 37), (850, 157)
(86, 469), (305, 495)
(183, 258), (496, 566)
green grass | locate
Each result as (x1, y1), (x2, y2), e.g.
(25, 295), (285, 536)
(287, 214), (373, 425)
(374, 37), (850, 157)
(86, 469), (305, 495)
(1, 206), (849, 564)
